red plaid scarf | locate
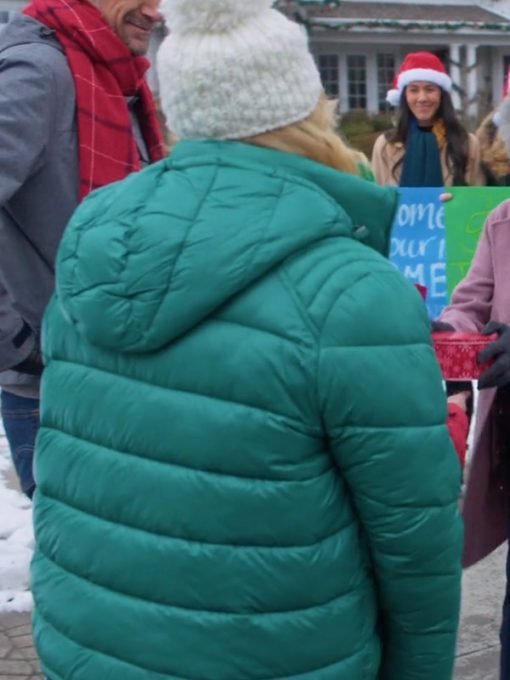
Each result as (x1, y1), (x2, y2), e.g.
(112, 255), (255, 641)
(24, 0), (165, 199)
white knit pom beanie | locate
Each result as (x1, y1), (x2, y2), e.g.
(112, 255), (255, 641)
(156, 0), (324, 140)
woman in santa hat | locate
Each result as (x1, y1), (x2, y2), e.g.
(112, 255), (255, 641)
(372, 51), (485, 187)
(372, 52), (479, 469)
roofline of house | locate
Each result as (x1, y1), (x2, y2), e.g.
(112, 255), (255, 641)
(293, 1), (341, 4)
(309, 17), (510, 32)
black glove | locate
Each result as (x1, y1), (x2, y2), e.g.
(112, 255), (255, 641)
(478, 321), (510, 389)
(431, 320), (454, 332)
(12, 344), (43, 376)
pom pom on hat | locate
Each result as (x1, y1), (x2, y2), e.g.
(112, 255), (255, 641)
(157, 0), (323, 140)
(386, 52), (452, 107)
(160, 0), (273, 33)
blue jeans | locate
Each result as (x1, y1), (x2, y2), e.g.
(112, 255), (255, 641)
(0, 390), (39, 498)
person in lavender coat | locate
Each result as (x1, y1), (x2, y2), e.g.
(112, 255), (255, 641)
(435, 177), (510, 676)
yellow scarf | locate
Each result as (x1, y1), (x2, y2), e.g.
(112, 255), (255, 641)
(432, 119), (447, 149)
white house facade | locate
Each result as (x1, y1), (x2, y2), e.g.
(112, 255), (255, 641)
(279, 0), (510, 119)
(0, 0), (22, 24)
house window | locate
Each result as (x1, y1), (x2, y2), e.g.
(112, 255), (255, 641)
(377, 53), (395, 112)
(0, 11), (9, 23)
(317, 54), (339, 97)
(347, 55), (367, 109)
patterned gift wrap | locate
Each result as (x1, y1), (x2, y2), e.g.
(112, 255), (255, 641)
(432, 331), (497, 380)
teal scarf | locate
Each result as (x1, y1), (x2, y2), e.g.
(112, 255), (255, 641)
(400, 120), (444, 187)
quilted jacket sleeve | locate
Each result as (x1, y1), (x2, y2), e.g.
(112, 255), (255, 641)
(317, 266), (463, 680)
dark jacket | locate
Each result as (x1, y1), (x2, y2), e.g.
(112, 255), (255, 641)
(0, 14), (79, 393)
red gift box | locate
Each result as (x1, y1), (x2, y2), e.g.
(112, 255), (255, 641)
(432, 331), (497, 380)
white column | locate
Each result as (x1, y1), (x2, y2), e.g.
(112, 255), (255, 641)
(449, 43), (462, 111)
(466, 44), (479, 118)
(492, 48), (504, 109)
(338, 53), (349, 113)
(366, 53), (378, 114)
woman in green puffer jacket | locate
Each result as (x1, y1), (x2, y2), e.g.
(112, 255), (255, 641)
(31, 1), (463, 679)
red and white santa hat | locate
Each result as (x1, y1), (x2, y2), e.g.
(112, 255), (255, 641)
(386, 51), (453, 107)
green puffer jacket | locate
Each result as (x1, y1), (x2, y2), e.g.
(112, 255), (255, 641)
(32, 141), (463, 680)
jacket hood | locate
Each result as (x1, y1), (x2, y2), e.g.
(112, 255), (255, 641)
(55, 140), (398, 353)
(0, 14), (63, 53)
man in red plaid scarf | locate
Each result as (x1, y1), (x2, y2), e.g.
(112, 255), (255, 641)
(0, 0), (166, 498)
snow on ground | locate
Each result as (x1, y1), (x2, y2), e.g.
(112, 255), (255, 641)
(0, 420), (33, 612)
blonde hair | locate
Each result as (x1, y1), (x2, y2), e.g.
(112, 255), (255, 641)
(245, 95), (364, 177)
(476, 113), (510, 180)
